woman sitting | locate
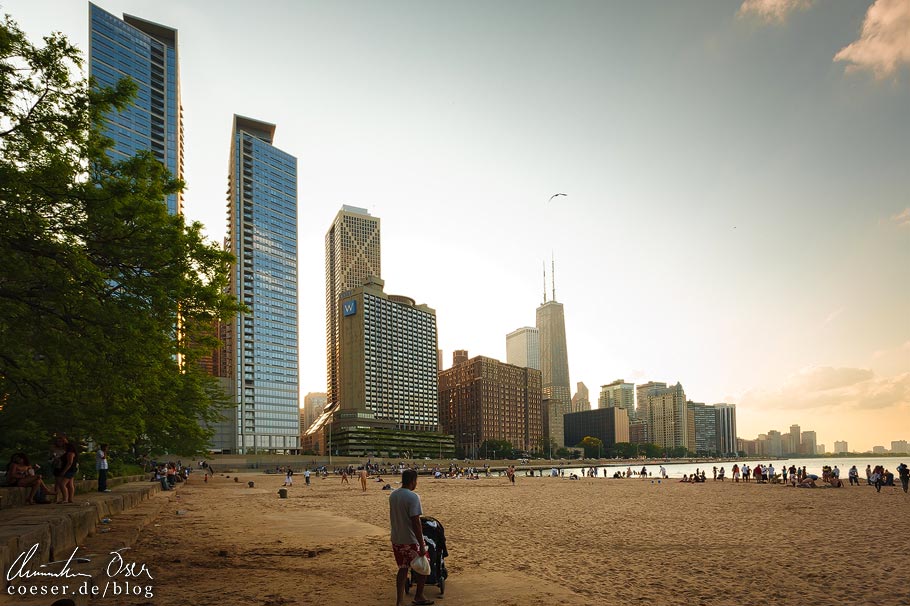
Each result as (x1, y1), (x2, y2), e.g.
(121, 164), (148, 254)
(5, 453), (54, 504)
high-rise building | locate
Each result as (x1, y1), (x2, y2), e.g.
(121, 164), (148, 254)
(714, 403), (737, 456)
(891, 440), (909, 454)
(833, 440), (848, 454)
(302, 392), (327, 435)
(536, 301), (571, 407)
(642, 382), (688, 451)
(788, 424), (801, 455)
(506, 327), (540, 371)
(766, 430), (784, 457)
(687, 402), (717, 455)
(636, 381), (666, 426)
(800, 430), (817, 456)
(817, 444), (826, 455)
(215, 116), (298, 453)
(325, 205), (381, 413)
(438, 352), (542, 456)
(89, 3), (183, 215)
(563, 407), (630, 452)
(872, 445), (887, 454)
(571, 382), (591, 413)
(600, 380), (636, 419)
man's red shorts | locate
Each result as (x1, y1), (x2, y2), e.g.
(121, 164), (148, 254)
(392, 543), (426, 570)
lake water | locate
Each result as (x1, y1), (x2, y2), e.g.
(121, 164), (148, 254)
(555, 456), (906, 479)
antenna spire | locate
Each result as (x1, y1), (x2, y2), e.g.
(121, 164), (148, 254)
(551, 252), (556, 302)
(542, 260), (547, 303)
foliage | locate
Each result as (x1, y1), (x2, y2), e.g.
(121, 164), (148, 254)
(0, 15), (242, 461)
(480, 439), (512, 459)
(576, 436), (604, 458)
(535, 436), (559, 458)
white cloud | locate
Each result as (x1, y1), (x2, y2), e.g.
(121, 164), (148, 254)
(834, 0), (910, 78)
(891, 208), (910, 227)
(742, 366), (910, 411)
(738, 0), (812, 23)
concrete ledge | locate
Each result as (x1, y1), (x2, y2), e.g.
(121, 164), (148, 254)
(0, 481), (163, 591)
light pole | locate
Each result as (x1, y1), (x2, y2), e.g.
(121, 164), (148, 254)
(462, 432), (475, 460)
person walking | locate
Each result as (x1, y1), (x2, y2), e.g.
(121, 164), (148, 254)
(390, 469), (432, 606)
(897, 463), (909, 494)
(304, 468), (311, 487)
(359, 467), (368, 492)
(96, 444), (111, 492)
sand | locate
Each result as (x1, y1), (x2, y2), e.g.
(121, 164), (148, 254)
(118, 472), (910, 606)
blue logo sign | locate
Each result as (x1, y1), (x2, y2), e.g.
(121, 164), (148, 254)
(343, 300), (357, 317)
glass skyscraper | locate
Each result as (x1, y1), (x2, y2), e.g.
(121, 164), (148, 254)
(218, 115), (299, 453)
(88, 3), (183, 215)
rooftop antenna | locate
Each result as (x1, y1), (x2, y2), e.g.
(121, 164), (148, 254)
(551, 252), (556, 302)
(542, 260), (547, 304)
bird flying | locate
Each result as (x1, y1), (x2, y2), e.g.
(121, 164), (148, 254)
(548, 193), (567, 203)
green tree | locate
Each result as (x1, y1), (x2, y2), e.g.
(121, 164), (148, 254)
(536, 436), (558, 459)
(0, 15), (241, 460)
(613, 442), (639, 459)
(576, 436), (604, 458)
(480, 439), (512, 459)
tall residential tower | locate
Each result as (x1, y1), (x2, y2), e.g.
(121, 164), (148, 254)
(89, 3), (183, 214)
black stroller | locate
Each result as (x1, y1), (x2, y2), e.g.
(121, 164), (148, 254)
(405, 516), (449, 596)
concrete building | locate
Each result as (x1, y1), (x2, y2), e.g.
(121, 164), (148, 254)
(214, 116), (299, 453)
(641, 382), (688, 451)
(89, 3), (183, 215)
(302, 392), (327, 435)
(891, 440), (909, 454)
(438, 352), (542, 456)
(872, 445), (887, 454)
(563, 407), (630, 452)
(599, 380), (636, 419)
(817, 444), (826, 455)
(629, 419), (649, 444)
(714, 403), (737, 456)
(541, 398), (567, 451)
(635, 381), (666, 428)
(687, 402), (717, 455)
(833, 440), (848, 454)
(801, 430), (817, 456)
(571, 382), (591, 413)
(766, 430), (784, 457)
(506, 327), (540, 371)
(788, 424), (801, 455)
(324, 205), (381, 414)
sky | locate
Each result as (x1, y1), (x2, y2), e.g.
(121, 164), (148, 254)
(5, 0), (909, 451)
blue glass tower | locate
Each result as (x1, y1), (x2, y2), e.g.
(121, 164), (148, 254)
(88, 3), (183, 215)
(219, 116), (299, 453)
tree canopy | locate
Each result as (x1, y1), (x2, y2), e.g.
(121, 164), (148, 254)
(0, 15), (242, 460)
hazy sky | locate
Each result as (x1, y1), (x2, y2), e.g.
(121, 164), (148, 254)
(6, 0), (909, 451)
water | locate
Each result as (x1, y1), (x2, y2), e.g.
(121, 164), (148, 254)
(551, 456), (906, 479)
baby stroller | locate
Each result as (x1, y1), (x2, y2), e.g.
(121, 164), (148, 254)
(405, 516), (449, 596)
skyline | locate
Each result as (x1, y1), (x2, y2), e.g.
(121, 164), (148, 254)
(6, 0), (909, 450)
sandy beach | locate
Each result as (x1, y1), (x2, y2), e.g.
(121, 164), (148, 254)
(118, 472), (909, 606)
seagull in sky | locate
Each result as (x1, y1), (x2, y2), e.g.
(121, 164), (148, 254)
(548, 193), (567, 203)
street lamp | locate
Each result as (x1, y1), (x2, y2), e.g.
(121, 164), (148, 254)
(462, 432), (475, 460)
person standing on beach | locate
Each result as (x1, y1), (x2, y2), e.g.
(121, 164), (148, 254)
(359, 467), (368, 492)
(390, 469), (432, 606)
(897, 463), (909, 493)
(507, 465), (515, 485)
(866, 465), (872, 485)
(304, 469), (311, 487)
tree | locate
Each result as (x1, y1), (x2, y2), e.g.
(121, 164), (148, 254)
(576, 436), (604, 458)
(0, 15), (242, 459)
(613, 442), (639, 459)
(536, 436), (558, 459)
(480, 439), (512, 459)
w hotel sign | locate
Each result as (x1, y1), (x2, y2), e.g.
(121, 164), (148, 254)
(343, 300), (357, 317)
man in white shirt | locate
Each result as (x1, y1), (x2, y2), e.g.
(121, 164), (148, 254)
(96, 444), (111, 492)
(389, 469), (432, 606)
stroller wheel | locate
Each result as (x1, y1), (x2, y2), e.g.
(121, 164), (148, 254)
(438, 577), (445, 595)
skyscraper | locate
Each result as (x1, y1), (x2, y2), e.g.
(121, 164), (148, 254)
(302, 392), (327, 436)
(641, 382), (688, 451)
(536, 301), (570, 406)
(788, 424), (801, 455)
(325, 206), (381, 414)
(600, 380), (636, 419)
(833, 440), (848, 454)
(636, 381), (666, 430)
(506, 327), (540, 370)
(687, 402), (717, 455)
(571, 382), (591, 413)
(89, 3), (183, 215)
(216, 115), (298, 453)
(714, 403), (737, 456)
(801, 430), (817, 456)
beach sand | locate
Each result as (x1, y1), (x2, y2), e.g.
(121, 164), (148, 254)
(119, 472), (909, 606)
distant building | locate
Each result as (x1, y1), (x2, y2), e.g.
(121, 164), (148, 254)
(641, 382), (688, 451)
(600, 380), (636, 420)
(872, 445), (887, 454)
(767, 430), (784, 458)
(629, 419), (649, 445)
(686, 402), (717, 455)
(537, 300), (571, 407)
(563, 407), (630, 452)
(833, 440), (848, 454)
(788, 424), (801, 455)
(571, 382), (591, 413)
(800, 430), (817, 456)
(506, 327), (540, 371)
(302, 392), (327, 434)
(891, 440), (908, 454)
(453, 350), (469, 366)
(817, 444), (826, 455)
(438, 352), (542, 456)
(714, 404), (737, 456)
(541, 398), (568, 451)
(635, 381), (666, 430)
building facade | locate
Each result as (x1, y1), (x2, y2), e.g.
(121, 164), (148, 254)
(714, 403), (737, 456)
(325, 206), (381, 412)
(643, 382), (688, 451)
(833, 440), (848, 454)
(635, 381), (666, 427)
(506, 326), (540, 370)
(214, 116), (298, 453)
(788, 424), (801, 455)
(302, 392), (327, 435)
(800, 430), (817, 456)
(892, 440), (909, 454)
(89, 3), (183, 215)
(438, 353), (542, 456)
(563, 407), (630, 452)
(600, 380), (636, 419)
(686, 402), (717, 455)
(571, 382), (591, 413)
